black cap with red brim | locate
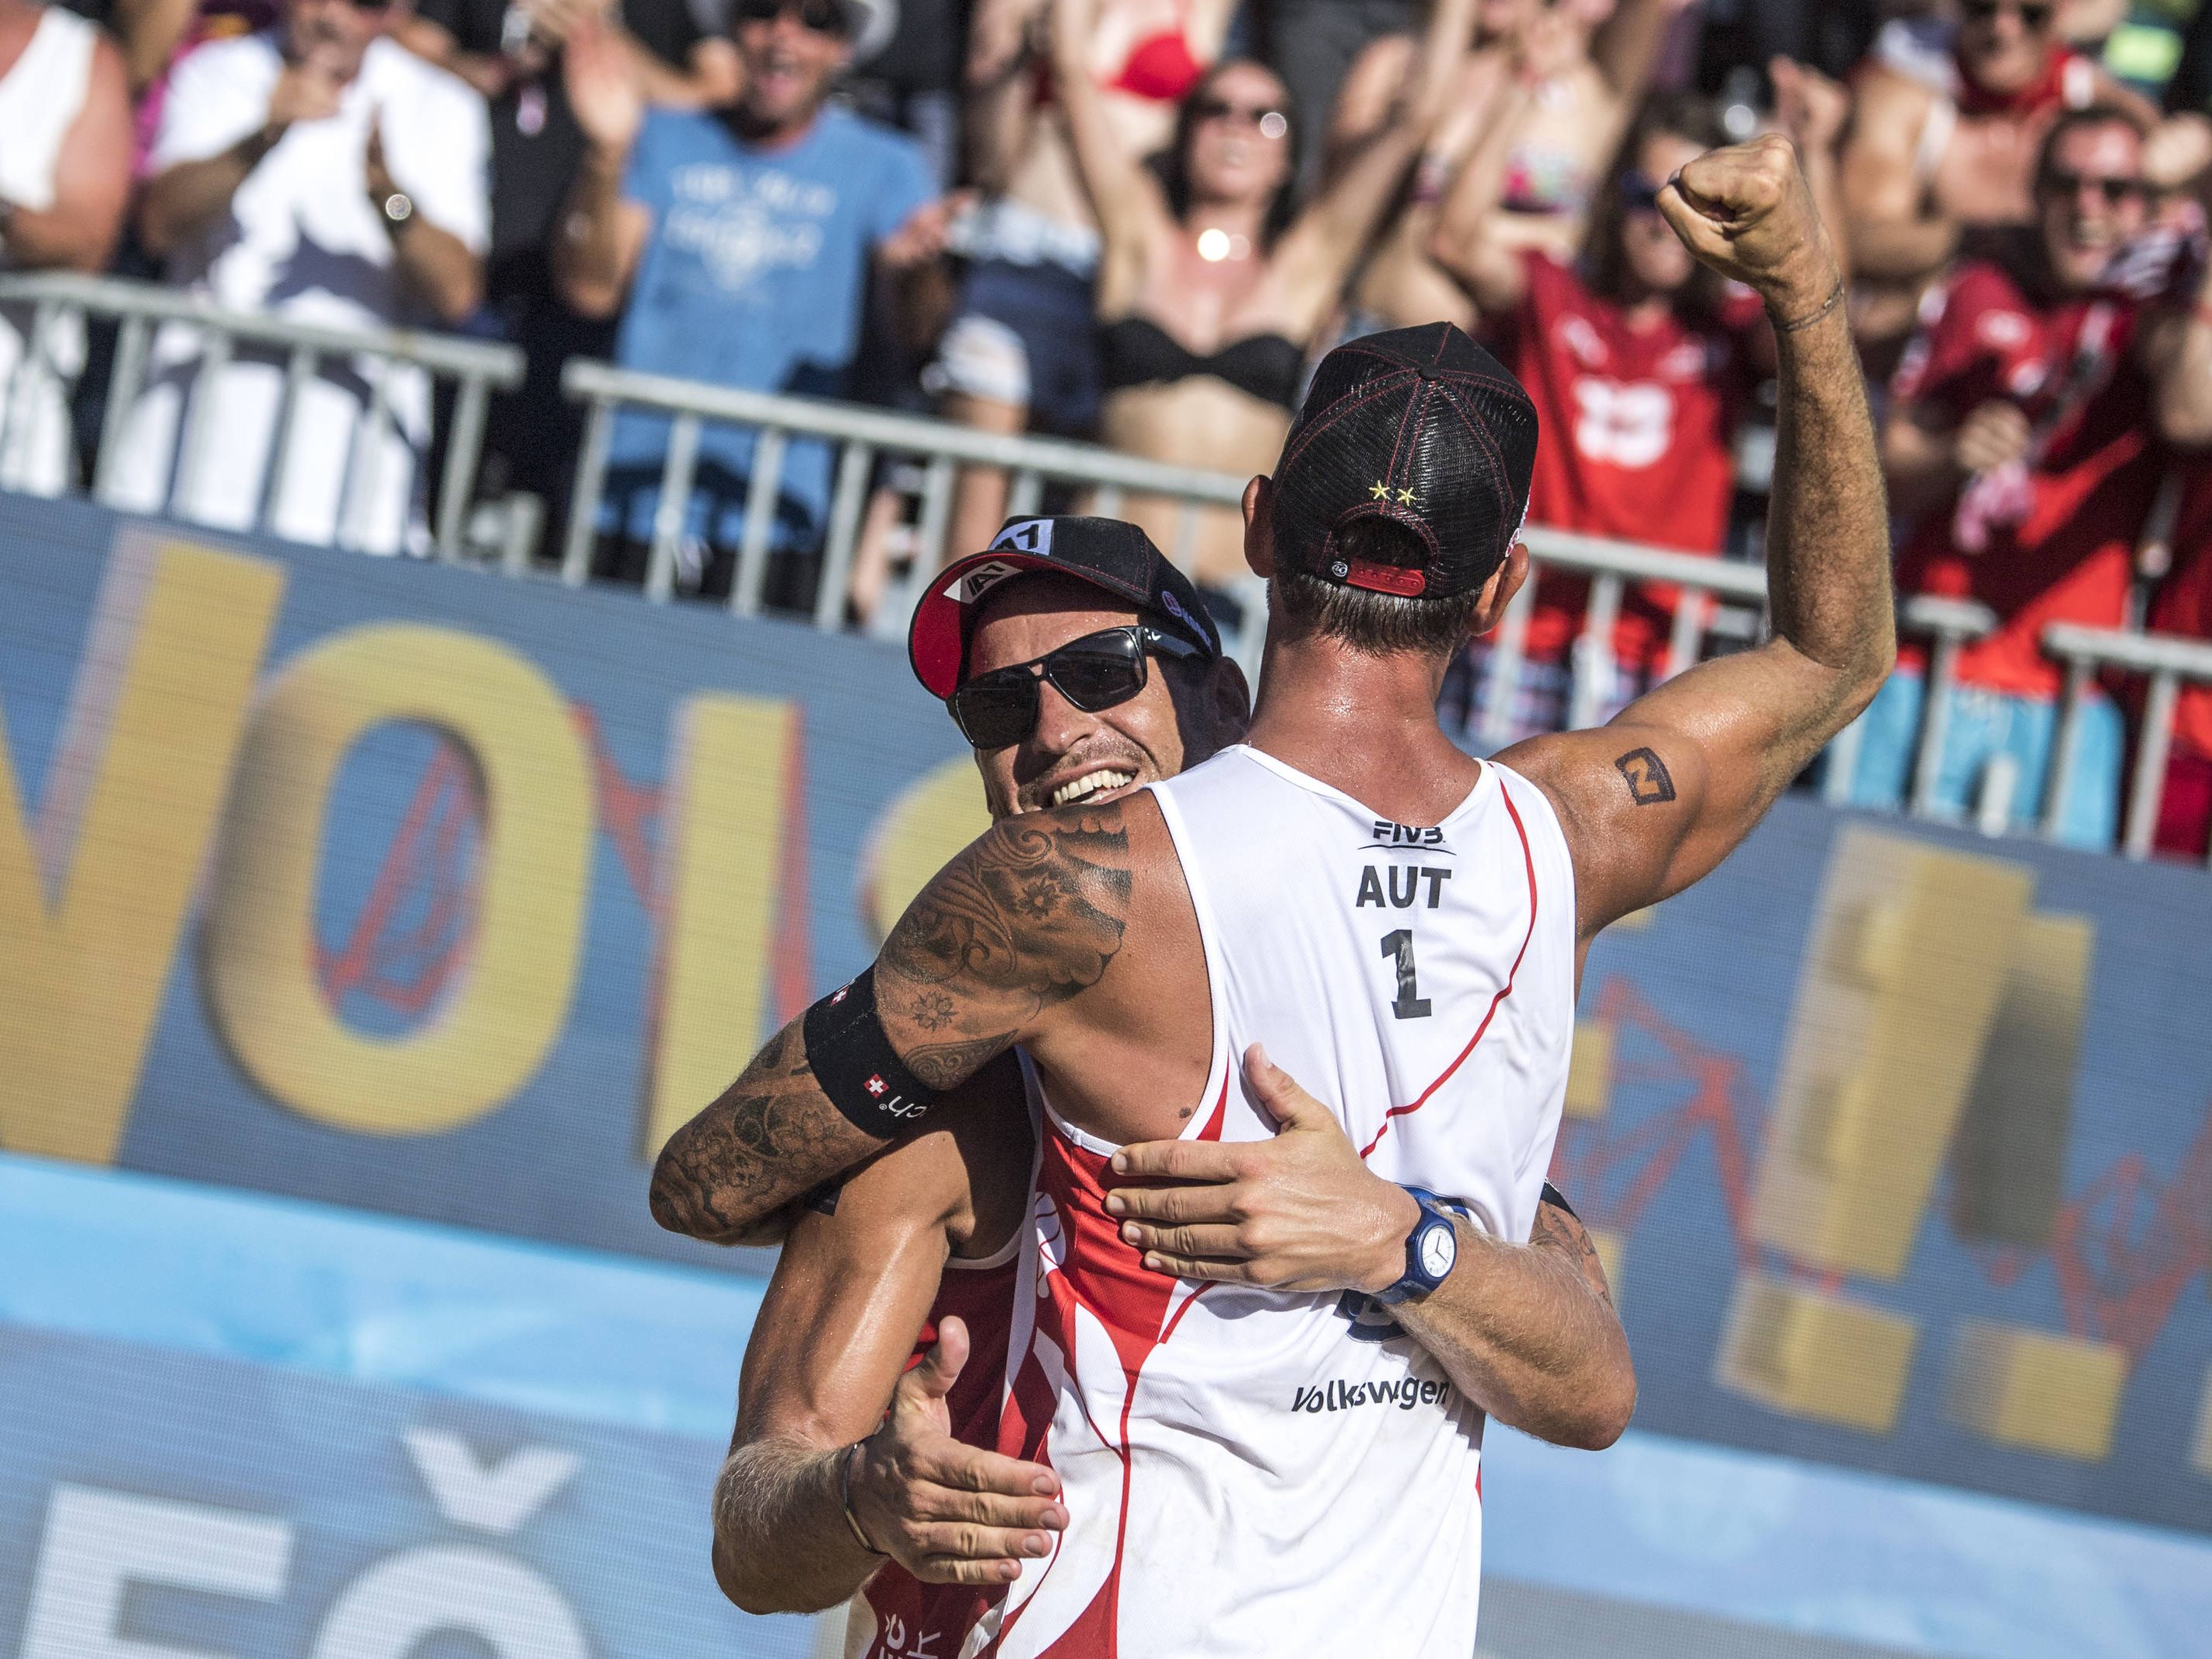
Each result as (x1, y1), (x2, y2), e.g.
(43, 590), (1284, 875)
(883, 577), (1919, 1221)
(908, 516), (1222, 700)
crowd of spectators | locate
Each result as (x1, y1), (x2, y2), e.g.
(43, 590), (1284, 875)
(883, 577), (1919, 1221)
(6, 0), (2212, 858)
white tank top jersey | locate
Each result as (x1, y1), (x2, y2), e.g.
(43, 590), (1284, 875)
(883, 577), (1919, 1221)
(979, 745), (1578, 1658)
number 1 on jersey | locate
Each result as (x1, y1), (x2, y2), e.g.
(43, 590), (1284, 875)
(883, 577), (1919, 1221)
(1381, 929), (1431, 1020)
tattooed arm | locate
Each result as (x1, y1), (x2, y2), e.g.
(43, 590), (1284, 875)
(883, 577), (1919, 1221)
(649, 803), (1134, 1241)
(1500, 135), (1893, 942)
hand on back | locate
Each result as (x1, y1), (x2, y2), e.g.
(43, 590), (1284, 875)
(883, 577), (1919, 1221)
(849, 1317), (1068, 1585)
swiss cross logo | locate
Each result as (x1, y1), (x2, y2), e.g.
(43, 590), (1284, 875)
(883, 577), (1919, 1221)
(831, 986), (849, 1004)
(866, 1075), (887, 1096)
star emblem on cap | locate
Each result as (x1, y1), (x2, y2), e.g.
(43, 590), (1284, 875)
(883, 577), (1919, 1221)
(1369, 481), (1391, 500)
(1396, 488), (1419, 506)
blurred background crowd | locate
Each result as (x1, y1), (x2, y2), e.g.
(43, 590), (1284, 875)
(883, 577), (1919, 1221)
(9, 0), (2212, 858)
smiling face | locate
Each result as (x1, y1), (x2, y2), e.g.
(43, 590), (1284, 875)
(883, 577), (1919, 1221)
(1181, 61), (1295, 213)
(961, 576), (1244, 820)
(2037, 117), (2147, 292)
(733, 0), (850, 135)
(1616, 129), (1706, 296)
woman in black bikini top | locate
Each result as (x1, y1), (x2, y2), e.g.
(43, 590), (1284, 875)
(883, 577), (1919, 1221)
(1050, 0), (1479, 597)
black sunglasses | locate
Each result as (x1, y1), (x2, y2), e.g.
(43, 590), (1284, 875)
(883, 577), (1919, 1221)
(734, 0), (851, 34)
(1962, 0), (2053, 27)
(2041, 170), (2147, 205)
(949, 625), (1209, 751)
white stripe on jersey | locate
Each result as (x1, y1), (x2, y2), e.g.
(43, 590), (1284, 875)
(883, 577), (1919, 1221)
(984, 745), (1578, 1658)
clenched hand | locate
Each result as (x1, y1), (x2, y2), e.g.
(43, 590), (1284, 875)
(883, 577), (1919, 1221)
(1657, 132), (1839, 317)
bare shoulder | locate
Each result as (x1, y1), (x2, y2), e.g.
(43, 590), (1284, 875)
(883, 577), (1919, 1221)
(1843, 65), (1934, 159)
(1495, 721), (1711, 937)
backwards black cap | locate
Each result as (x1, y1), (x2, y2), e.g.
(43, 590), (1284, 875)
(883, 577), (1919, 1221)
(1272, 322), (1538, 600)
(908, 516), (1220, 699)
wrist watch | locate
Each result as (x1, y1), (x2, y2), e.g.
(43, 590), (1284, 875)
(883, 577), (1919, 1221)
(1374, 1186), (1461, 1305)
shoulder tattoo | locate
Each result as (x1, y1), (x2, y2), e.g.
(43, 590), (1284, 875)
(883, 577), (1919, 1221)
(881, 803), (1132, 1005)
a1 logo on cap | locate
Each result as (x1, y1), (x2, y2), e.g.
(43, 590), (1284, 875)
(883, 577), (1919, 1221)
(990, 519), (1055, 555)
(950, 559), (1024, 604)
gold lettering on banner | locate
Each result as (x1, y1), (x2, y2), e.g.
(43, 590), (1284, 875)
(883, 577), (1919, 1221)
(0, 536), (284, 1163)
(640, 695), (799, 1160)
(1719, 827), (2035, 1431)
(201, 625), (592, 1133)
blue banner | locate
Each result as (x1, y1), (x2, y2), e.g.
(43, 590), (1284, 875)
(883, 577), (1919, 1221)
(2, 490), (2209, 1552)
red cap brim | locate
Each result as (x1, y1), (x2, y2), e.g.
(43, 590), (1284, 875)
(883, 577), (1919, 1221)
(908, 550), (1077, 699)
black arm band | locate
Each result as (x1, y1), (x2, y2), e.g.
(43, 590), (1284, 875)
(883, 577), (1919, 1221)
(1539, 1180), (1578, 1220)
(803, 967), (941, 1139)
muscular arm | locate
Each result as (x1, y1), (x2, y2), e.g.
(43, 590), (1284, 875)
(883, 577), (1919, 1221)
(714, 1144), (957, 1613)
(715, 1062), (1062, 1614)
(1391, 1193), (1632, 1448)
(1504, 135), (1894, 940)
(650, 803), (1135, 1241)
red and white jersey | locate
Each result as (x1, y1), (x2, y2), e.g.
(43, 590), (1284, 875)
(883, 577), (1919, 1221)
(982, 746), (1578, 1658)
(847, 1234), (1027, 1659)
(1492, 251), (1765, 669)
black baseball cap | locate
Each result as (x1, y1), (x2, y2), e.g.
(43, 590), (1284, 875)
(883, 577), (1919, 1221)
(1272, 323), (1538, 600)
(908, 516), (1222, 700)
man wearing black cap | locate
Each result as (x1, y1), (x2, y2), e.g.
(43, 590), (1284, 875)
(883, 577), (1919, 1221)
(703, 518), (1630, 1649)
(654, 131), (1892, 1651)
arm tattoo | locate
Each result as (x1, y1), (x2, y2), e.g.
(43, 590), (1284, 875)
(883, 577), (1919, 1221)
(1613, 746), (1676, 807)
(650, 805), (1135, 1244)
(650, 1022), (882, 1244)
(880, 804), (1131, 1004)
(1531, 1197), (1615, 1310)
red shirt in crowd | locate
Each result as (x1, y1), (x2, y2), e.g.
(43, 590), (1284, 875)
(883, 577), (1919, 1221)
(1890, 256), (2161, 699)
(1489, 251), (1766, 668)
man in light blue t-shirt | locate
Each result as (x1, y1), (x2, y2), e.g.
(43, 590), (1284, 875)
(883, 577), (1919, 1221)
(555, 0), (956, 593)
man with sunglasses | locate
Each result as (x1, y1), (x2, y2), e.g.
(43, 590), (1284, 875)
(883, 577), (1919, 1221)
(1842, 0), (2161, 365)
(120, 0), (490, 551)
(555, 0), (964, 596)
(653, 132), (1891, 1655)
(1850, 103), (2212, 846)
(709, 519), (1631, 1654)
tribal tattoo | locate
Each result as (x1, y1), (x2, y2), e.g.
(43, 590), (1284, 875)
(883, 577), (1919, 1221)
(649, 1023), (884, 1244)
(649, 804), (1136, 1243)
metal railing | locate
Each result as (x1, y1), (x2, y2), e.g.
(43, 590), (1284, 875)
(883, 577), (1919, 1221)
(2, 284), (2198, 866)
(561, 357), (1258, 656)
(2044, 622), (2212, 863)
(0, 271), (523, 558)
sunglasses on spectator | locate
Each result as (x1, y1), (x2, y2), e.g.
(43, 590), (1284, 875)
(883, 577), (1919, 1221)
(1195, 98), (1290, 138)
(1961, 0), (2054, 29)
(1619, 171), (1663, 212)
(949, 624), (1209, 751)
(2040, 170), (2147, 205)
(733, 0), (852, 35)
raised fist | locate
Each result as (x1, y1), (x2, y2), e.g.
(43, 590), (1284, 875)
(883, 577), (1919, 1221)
(1656, 133), (1838, 312)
